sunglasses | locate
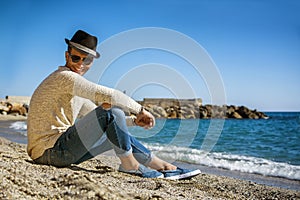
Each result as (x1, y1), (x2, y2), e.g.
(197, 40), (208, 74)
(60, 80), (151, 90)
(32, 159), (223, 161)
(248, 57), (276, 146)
(69, 53), (93, 65)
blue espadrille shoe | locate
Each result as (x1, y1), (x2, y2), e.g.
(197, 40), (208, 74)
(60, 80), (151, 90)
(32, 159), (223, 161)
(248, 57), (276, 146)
(118, 164), (164, 178)
(161, 167), (201, 180)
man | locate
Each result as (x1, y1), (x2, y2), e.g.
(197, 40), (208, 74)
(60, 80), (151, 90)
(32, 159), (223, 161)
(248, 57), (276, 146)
(27, 30), (200, 179)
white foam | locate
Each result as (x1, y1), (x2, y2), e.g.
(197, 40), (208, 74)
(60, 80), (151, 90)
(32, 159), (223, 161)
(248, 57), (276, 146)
(145, 143), (300, 180)
(9, 121), (27, 136)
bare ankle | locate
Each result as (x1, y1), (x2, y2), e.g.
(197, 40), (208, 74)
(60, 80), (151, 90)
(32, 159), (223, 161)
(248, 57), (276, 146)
(119, 154), (140, 170)
(121, 163), (139, 171)
(148, 156), (176, 171)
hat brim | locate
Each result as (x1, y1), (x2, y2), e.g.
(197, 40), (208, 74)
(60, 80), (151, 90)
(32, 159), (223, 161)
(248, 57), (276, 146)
(65, 39), (100, 58)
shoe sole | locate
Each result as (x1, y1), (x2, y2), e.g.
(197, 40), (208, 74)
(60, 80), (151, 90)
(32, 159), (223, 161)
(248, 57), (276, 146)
(156, 174), (165, 178)
(165, 169), (201, 180)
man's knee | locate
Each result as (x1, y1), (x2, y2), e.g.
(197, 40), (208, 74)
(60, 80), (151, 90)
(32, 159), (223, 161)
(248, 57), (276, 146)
(111, 107), (125, 118)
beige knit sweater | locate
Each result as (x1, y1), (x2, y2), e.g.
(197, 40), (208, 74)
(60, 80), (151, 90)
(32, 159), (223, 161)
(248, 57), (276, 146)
(27, 66), (141, 160)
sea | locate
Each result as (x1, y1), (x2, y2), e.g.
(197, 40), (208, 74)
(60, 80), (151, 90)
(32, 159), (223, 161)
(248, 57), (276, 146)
(1, 112), (299, 191)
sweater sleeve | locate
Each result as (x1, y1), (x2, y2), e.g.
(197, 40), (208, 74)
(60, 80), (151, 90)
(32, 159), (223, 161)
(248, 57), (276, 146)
(64, 70), (142, 114)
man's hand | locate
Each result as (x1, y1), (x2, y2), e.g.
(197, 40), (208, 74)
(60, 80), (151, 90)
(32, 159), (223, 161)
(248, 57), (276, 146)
(135, 108), (155, 129)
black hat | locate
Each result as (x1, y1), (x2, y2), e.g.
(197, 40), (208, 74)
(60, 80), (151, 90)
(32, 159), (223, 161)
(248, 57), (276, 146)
(65, 30), (100, 58)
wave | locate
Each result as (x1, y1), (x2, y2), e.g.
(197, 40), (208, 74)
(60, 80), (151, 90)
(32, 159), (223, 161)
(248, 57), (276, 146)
(9, 121), (27, 136)
(144, 143), (300, 180)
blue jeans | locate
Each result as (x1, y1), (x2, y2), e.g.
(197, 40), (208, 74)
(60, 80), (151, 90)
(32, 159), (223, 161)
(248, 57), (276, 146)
(34, 107), (153, 167)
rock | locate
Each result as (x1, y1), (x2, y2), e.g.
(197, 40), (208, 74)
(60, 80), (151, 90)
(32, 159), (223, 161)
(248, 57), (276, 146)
(199, 107), (208, 118)
(151, 105), (168, 118)
(9, 103), (28, 116)
(0, 104), (10, 112)
(249, 113), (259, 119)
(180, 108), (196, 119)
(232, 112), (243, 119)
(226, 105), (236, 116)
(166, 107), (177, 118)
(1, 97), (29, 117)
(237, 106), (250, 118)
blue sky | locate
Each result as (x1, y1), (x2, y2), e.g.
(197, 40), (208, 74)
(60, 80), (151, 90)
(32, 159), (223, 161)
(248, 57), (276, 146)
(0, 0), (299, 111)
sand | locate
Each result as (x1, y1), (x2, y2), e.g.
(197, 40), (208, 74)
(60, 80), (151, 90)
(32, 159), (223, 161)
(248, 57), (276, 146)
(0, 136), (299, 200)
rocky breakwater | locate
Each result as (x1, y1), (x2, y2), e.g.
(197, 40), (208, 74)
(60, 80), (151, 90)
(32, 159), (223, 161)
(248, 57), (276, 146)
(139, 98), (268, 119)
(0, 96), (30, 117)
(0, 96), (268, 120)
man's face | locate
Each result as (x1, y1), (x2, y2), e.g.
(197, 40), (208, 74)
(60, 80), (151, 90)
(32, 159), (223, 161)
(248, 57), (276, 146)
(65, 48), (94, 75)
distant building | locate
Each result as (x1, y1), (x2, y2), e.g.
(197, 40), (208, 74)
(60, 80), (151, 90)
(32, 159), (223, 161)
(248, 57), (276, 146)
(5, 96), (31, 105)
(138, 98), (202, 108)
